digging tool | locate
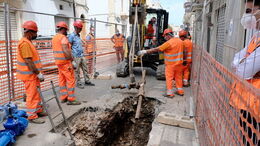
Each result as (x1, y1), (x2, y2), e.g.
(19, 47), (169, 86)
(135, 70), (146, 119)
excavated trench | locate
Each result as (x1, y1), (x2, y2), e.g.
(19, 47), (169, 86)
(61, 97), (158, 146)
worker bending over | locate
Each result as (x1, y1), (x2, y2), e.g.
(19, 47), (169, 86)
(111, 29), (125, 63)
(179, 30), (193, 87)
(68, 20), (95, 89)
(52, 21), (81, 105)
(138, 29), (185, 97)
(86, 26), (95, 74)
(17, 21), (46, 124)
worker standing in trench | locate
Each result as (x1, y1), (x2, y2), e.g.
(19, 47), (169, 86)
(179, 30), (193, 87)
(111, 29), (126, 63)
(52, 21), (81, 105)
(68, 20), (95, 89)
(229, 0), (260, 144)
(138, 28), (185, 97)
(16, 21), (46, 124)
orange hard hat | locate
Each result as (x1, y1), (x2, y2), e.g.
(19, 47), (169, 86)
(22, 21), (38, 32)
(163, 29), (173, 36)
(179, 30), (187, 37)
(73, 20), (83, 28)
(56, 21), (68, 29)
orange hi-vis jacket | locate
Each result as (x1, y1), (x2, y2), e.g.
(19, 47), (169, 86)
(86, 33), (95, 53)
(229, 36), (260, 121)
(160, 37), (184, 66)
(145, 24), (155, 39)
(52, 33), (71, 65)
(183, 39), (193, 63)
(16, 37), (42, 81)
(113, 34), (124, 48)
(246, 35), (260, 57)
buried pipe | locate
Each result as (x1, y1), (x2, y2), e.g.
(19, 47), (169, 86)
(111, 70), (146, 119)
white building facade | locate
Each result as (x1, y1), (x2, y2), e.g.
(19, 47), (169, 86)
(0, 0), (89, 40)
(87, 0), (129, 38)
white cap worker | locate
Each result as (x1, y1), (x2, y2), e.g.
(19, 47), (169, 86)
(16, 21), (46, 124)
(138, 28), (185, 98)
(85, 26), (96, 74)
(111, 29), (126, 63)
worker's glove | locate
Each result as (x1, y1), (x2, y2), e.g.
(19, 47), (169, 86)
(37, 73), (45, 82)
(137, 50), (147, 56)
(72, 61), (77, 69)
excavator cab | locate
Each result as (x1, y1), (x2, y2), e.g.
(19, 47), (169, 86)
(116, 1), (169, 80)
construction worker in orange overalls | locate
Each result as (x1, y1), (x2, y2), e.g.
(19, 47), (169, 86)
(111, 29), (125, 63)
(86, 26), (95, 74)
(138, 29), (185, 97)
(229, 0), (260, 144)
(17, 21), (46, 124)
(179, 30), (193, 87)
(52, 21), (81, 105)
(144, 20), (156, 48)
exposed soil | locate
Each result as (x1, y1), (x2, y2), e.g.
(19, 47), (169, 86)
(67, 97), (157, 146)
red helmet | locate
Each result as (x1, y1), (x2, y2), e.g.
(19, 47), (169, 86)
(163, 28), (173, 36)
(56, 21), (68, 29)
(73, 20), (83, 28)
(179, 30), (187, 37)
(22, 21), (38, 32)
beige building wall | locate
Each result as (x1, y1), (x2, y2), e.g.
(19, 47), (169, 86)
(191, 0), (246, 69)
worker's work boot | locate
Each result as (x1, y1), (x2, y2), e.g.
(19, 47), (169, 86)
(76, 82), (84, 89)
(175, 91), (184, 96)
(29, 118), (45, 124)
(37, 112), (48, 117)
(61, 99), (67, 103)
(163, 94), (175, 98)
(67, 100), (81, 105)
(183, 81), (190, 87)
(85, 81), (95, 86)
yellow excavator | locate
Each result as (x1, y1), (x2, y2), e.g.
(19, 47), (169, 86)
(116, 0), (169, 80)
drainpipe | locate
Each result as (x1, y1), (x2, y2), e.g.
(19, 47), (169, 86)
(73, 0), (76, 20)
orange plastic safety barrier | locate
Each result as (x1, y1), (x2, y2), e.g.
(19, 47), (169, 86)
(191, 45), (260, 145)
(0, 38), (118, 104)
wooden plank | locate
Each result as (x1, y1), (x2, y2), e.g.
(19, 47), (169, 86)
(156, 112), (195, 130)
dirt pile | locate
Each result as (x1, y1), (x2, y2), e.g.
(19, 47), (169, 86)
(68, 97), (157, 146)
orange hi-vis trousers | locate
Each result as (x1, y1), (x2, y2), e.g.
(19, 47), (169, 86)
(57, 63), (76, 101)
(165, 64), (184, 95)
(183, 63), (191, 83)
(23, 78), (43, 120)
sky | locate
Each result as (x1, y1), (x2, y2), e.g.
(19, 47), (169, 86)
(158, 0), (185, 26)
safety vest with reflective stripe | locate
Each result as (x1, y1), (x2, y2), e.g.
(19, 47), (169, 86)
(86, 33), (95, 53)
(16, 37), (42, 81)
(246, 36), (260, 57)
(183, 39), (193, 63)
(163, 38), (184, 65)
(52, 33), (71, 65)
(145, 24), (155, 39)
(229, 36), (260, 121)
(113, 34), (124, 48)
